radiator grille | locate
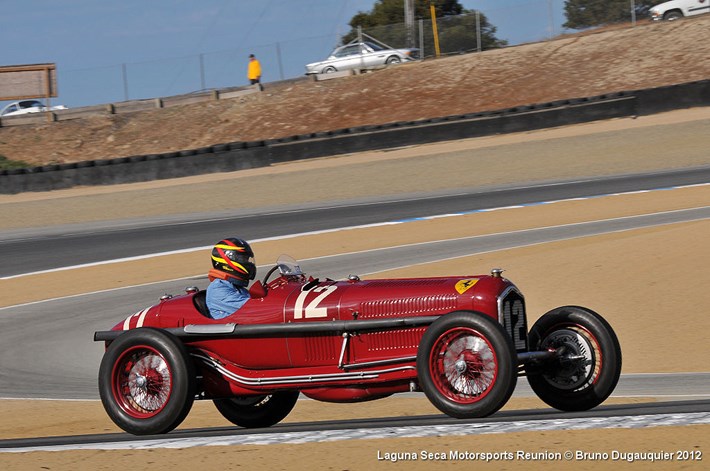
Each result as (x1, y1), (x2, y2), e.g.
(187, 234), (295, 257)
(499, 289), (528, 352)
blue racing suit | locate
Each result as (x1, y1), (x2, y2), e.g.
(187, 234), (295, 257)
(206, 278), (250, 319)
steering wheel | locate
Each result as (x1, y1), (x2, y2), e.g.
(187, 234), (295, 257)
(262, 265), (281, 286)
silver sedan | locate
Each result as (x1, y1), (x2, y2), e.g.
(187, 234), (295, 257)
(305, 41), (419, 75)
(0, 99), (67, 117)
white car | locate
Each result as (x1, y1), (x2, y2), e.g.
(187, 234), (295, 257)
(649, 0), (710, 20)
(0, 99), (67, 117)
(305, 41), (419, 75)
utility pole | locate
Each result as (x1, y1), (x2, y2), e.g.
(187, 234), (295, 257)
(430, 2), (440, 57)
(122, 63), (129, 101)
(404, 0), (415, 48)
(475, 10), (481, 52)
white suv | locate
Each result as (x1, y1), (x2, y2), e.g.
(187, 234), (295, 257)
(649, 0), (710, 20)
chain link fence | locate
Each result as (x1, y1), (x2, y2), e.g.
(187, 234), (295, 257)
(54, 0), (661, 107)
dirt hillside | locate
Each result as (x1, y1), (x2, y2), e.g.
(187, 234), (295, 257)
(1, 17), (709, 167)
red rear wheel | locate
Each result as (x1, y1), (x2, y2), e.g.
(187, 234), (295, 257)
(112, 345), (173, 418)
(99, 328), (195, 435)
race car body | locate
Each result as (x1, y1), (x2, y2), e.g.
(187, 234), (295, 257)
(95, 256), (621, 435)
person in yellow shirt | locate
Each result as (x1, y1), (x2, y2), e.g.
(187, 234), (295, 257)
(247, 54), (263, 91)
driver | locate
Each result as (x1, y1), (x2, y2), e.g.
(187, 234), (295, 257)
(206, 237), (256, 319)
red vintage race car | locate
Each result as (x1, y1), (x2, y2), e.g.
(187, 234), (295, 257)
(94, 255), (622, 435)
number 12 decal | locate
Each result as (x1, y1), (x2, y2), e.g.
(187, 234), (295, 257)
(293, 285), (338, 319)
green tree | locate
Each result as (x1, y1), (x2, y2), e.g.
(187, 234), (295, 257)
(564, 0), (665, 29)
(342, 0), (506, 54)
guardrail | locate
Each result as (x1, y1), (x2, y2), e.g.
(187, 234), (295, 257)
(0, 86), (263, 127)
(1, 79), (708, 194)
(0, 68), (387, 127)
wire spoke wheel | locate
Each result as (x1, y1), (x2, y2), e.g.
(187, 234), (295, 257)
(114, 346), (172, 417)
(433, 328), (498, 403)
(417, 311), (516, 419)
(99, 328), (195, 435)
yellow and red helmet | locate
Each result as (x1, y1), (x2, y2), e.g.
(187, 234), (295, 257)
(210, 238), (256, 284)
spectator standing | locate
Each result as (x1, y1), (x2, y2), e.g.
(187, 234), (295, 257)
(248, 54), (263, 91)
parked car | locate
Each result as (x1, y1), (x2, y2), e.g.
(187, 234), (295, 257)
(305, 41), (419, 75)
(0, 99), (67, 117)
(95, 254), (621, 435)
(649, 0), (710, 20)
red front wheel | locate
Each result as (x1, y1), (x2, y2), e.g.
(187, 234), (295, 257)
(99, 328), (195, 435)
(417, 311), (517, 419)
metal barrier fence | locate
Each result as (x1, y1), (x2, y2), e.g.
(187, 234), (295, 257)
(12, 0), (661, 109)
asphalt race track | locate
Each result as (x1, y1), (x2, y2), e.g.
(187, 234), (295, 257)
(1, 170), (709, 450)
(1, 166), (709, 278)
(3, 212), (710, 400)
(1, 171), (709, 399)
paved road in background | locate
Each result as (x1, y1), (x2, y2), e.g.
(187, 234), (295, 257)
(1, 166), (709, 278)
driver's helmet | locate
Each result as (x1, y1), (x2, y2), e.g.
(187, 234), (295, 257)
(211, 238), (256, 285)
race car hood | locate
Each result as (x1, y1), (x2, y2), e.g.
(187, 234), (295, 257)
(336, 274), (510, 322)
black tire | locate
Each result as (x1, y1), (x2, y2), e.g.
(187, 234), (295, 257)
(526, 306), (622, 411)
(664, 10), (683, 21)
(322, 66), (337, 74)
(213, 391), (299, 428)
(98, 328), (196, 435)
(416, 311), (517, 419)
(385, 56), (402, 65)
